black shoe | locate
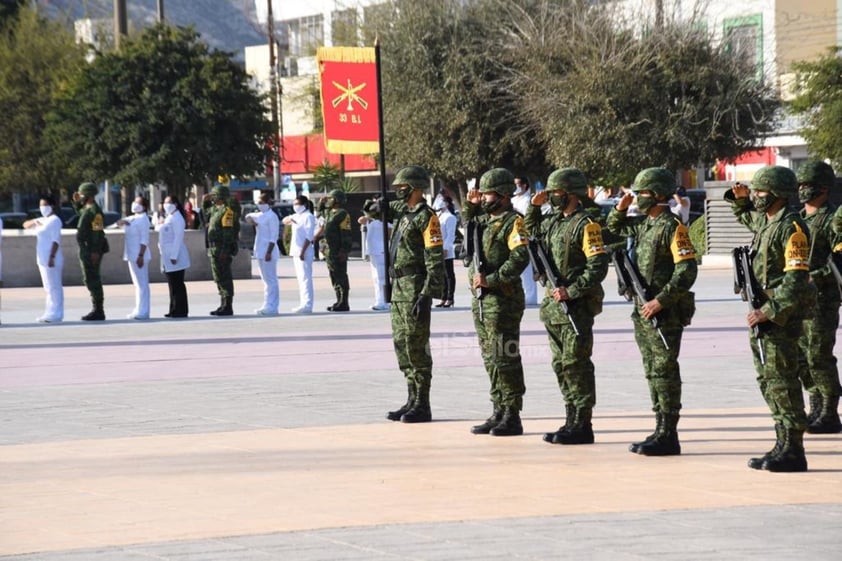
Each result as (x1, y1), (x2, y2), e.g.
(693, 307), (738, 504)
(489, 409), (523, 436)
(327, 304), (350, 312)
(400, 406), (432, 423)
(543, 427), (565, 443)
(210, 307), (222, 316)
(387, 403), (412, 421)
(215, 307), (233, 317)
(636, 433), (681, 456)
(806, 414), (842, 434)
(81, 310), (105, 321)
(167, 313), (187, 318)
(471, 410), (503, 434)
(762, 452), (808, 472)
(553, 426), (594, 445)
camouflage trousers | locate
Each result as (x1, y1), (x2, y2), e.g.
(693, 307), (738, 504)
(472, 299), (525, 410)
(390, 300), (432, 392)
(752, 320), (807, 430)
(797, 299), (841, 398)
(632, 314), (683, 415)
(79, 254), (103, 308)
(326, 255), (349, 306)
(209, 249), (234, 300)
(545, 315), (596, 410)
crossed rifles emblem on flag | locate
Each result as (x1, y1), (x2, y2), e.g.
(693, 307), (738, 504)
(331, 79), (368, 111)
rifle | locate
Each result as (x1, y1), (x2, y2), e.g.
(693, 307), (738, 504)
(829, 252), (842, 300)
(611, 248), (669, 349)
(528, 238), (580, 335)
(469, 220), (488, 321)
(732, 245), (768, 365)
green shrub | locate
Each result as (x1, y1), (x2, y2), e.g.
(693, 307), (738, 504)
(688, 214), (705, 262)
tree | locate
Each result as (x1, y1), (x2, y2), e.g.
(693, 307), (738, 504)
(0, 7), (86, 197)
(790, 47), (842, 169)
(0, 0), (26, 29)
(47, 23), (273, 201)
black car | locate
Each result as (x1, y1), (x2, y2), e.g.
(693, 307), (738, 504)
(53, 206), (121, 229)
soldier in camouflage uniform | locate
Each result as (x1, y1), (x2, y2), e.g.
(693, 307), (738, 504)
(73, 182), (109, 321)
(606, 167), (697, 456)
(372, 166), (444, 423)
(525, 168), (609, 445)
(726, 165), (815, 472)
(318, 189), (353, 312)
(796, 161), (841, 434)
(202, 185), (240, 316)
(466, 168), (531, 437)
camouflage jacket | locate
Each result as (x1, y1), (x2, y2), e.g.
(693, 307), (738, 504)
(731, 199), (815, 324)
(802, 203), (842, 300)
(203, 198), (241, 253)
(463, 201), (530, 299)
(323, 207), (353, 255)
(606, 208), (698, 312)
(525, 203), (609, 323)
(383, 200), (444, 302)
(73, 200), (108, 256)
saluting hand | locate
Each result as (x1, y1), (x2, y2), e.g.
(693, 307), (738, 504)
(616, 192), (634, 212)
(531, 191), (548, 207)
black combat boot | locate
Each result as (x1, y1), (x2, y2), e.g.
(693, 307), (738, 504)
(400, 386), (432, 423)
(629, 412), (662, 453)
(471, 407), (503, 434)
(210, 296), (225, 315)
(636, 412), (681, 456)
(490, 407), (523, 436)
(748, 423), (784, 470)
(806, 392), (822, 425)
(543, 403), (574, 443)
(82, 303), (105, 321)
(553, 408), (594, 445)
(762, 429), (808, 472)
(806, 395), (841, 434)
(387, 383), (416, 421)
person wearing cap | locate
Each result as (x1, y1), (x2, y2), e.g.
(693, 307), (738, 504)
(606, 167), (697, 457)
(369, 165), (444, 423)
(202, 184), (241, 316)
(525, 168), (609, 445)
(245, 192), (280, 316)
(795, 161), (841, 434)
(72, 182), (109, 321)
(465, 167), (530, 437)
(726, 165), (815, 472)
(315, 189), (353, 311)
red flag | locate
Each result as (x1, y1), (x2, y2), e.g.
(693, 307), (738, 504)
(317, 47), (380, 154)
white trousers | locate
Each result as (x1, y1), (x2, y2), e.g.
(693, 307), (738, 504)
(128, 259), (150, 317)
(521, 262), (538, 306)
(257, 257), (279, 313)
(293, 255), (314, 310)
(38, 263), (64, 321)
(370, 254), (386, 307)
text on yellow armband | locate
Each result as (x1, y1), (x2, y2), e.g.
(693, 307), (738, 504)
(507, 216), (529, 250)
(784, 222), (809, 271)
(670, 222), (696, 263)
(423, 214), (443, 248)
(582, 222), (606, 258)
(221, 208), (235, 228)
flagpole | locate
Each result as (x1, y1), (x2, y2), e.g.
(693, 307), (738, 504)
(374, 38), (392, 303)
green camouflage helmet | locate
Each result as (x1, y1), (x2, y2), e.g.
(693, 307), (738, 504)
(78, 182), (98, 198)
(479, 167), (515, 197)
(328, 189), (346, 205)
(796, 160), (836, 188)
(211, 185), (230, 199)
(392, 165), (430, 189)
(547, 168), (588, 196)
(750, 165), (797, 197)
(632, 167), (676, 196)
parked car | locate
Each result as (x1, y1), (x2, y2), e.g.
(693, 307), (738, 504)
(238, 203), (294, 254)
(54, 206), (121, 229)
(0, 212), (28, 229)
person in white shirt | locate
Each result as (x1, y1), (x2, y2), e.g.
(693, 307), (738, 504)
(156, 195), (190, 318)
(283, 195), (316, 313)
(358, 210), (388, 310)
(23, 196), (64, 323)
(511, 176), (538, 306)
(669, 186), (691, 225)
(245, 193), (281, 315)
(434, 196), (458, 308)
(116, 196), (151, 319)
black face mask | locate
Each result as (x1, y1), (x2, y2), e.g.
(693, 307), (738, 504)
(481, 197), (503, 214)
(549, 193), (568, 210)
(751, 192), (777, 213)
(395, 185), (413, 201)
(798, 185), (823, 204)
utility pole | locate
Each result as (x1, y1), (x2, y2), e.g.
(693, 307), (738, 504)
(267, 1), (282, 201)
(157, 0), (165, 22)
(114, 0), (128, 51)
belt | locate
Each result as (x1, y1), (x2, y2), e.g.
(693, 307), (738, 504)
(390, 264), (425, 279)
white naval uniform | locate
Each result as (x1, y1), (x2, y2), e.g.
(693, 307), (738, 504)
(289, 209), (316, 312)
(365, 218), (387, 308)
(34, 214), (64, 322)
(248, 209), (281, 314)
(511, 189), (538, 305)
(122, 213), (151, 318)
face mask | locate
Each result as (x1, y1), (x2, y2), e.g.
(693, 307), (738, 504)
(395, 185), (413, 201)
(164, 203), (177, 215)
(798, 185), (822, 204)
(131, 202), (144, 214)
(635, 194), (657, 213)
(39, 205), (52, 217)
(257, 203), (270, 212)
(549, 193), (568, 209)
(751, 192), (776, 213)
(293, 204), (305, 214)
(481, 196), (503, 214)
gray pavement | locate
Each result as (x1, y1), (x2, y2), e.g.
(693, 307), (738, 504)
(1, 257), (840, 560)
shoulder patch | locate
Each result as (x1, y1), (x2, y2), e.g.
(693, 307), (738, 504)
(833, 242), (842, 253)
(670, 222), (696, 263)
(582, 221), (606, 258)
(784, 221), (809, 271)
(340, 213), (352, 231)
(507, 216), (529, 250)
(221, 207), (234, 228)
(92, 213), (104, 232)
(423, 213), (443, 248)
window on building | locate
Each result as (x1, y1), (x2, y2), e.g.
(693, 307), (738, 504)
(332, 8), (360, 46)
(286, 14), (324, 57)
(724, 15), (763, 83)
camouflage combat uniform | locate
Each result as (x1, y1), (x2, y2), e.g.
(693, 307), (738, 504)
(203, 190), (240, 314)
(323, 194), (353, 311)
(74, 183), (109, 320)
